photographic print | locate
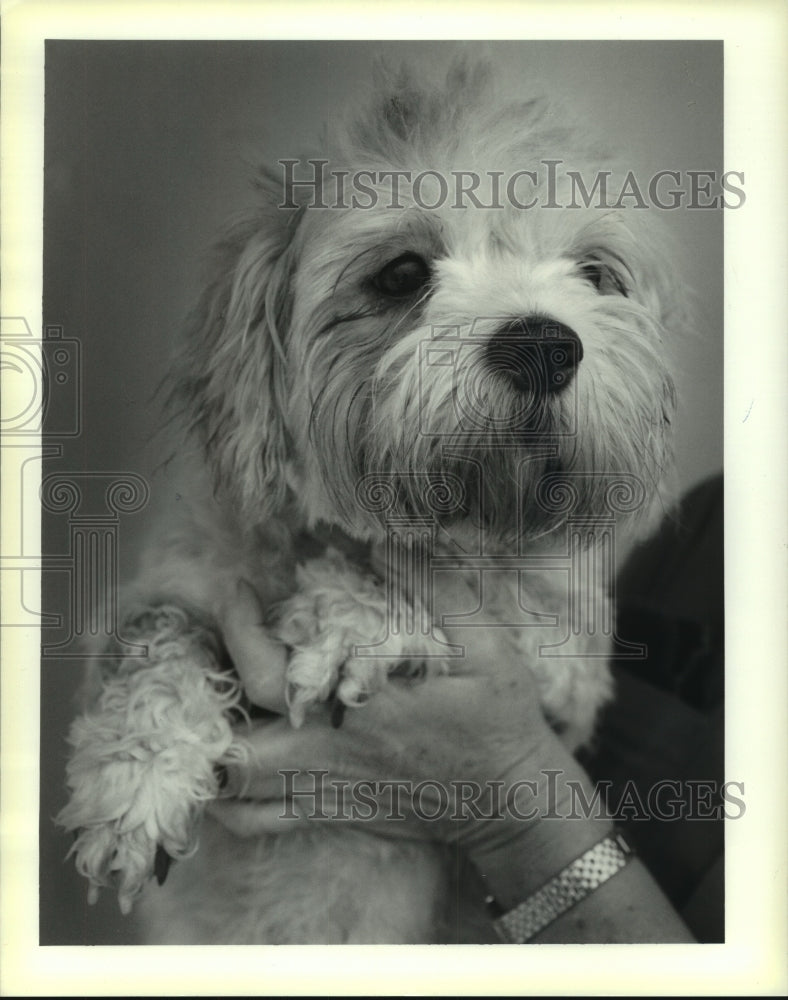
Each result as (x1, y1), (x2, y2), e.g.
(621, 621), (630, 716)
(39, 36), (725, 945)
(2, 3), (786, 996)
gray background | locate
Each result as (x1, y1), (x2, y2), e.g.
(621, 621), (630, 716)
(41, 40), (723, 944)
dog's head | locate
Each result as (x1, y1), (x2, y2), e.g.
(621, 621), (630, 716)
(174, 61), (679, 545)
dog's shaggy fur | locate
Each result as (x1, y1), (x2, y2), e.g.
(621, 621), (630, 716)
(57, 60), (679, 943)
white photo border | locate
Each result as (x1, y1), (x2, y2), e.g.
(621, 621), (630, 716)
(2, 1), (786, 995)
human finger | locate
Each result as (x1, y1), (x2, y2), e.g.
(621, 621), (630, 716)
(224, 672), (492, 800)
(221, 579), (289, 712)
(207, 779), (427, 842)
(206, 799), (306, 837)
(223, 715), (338, 799)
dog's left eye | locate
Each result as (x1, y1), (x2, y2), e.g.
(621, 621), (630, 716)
(373, 253), (431, 298)
(580, 260), (628, 297)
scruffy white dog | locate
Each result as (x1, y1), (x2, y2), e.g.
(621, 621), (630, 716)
(57, 60), (678, 943)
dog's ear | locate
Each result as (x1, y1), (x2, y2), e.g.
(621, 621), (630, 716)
(171, 171), (299, 517)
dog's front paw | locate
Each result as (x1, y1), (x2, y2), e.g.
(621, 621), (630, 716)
(276, 562), (392, 728)
(57, 607), (247, 914)
(274, 551), (449, 728)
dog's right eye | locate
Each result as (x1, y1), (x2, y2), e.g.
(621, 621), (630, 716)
(373, 253), (431, 299)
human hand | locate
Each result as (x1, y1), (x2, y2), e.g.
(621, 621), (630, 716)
(207, 550), (559, 849)
(206, 553), (696, 946)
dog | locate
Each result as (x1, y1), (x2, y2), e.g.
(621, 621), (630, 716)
(57, 59), (679, 943)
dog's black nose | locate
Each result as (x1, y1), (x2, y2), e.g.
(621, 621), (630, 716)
(486, 316), (583, 395)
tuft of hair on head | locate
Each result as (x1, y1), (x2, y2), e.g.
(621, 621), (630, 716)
(343, 55), (496, 163)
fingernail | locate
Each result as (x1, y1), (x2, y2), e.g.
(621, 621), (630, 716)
(154, 845), (172, 886)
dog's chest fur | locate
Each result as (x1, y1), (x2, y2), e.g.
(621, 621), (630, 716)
(117, 489), (613, 944)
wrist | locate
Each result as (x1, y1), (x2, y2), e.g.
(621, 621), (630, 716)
(462, 734), (614, 911)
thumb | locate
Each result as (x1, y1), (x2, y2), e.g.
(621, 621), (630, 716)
(221, 579), (289, 713)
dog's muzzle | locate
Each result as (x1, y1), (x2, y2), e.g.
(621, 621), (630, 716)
(487, 317), (583, 395)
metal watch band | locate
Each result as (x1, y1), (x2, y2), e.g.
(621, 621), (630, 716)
(489, 831), (634, 943)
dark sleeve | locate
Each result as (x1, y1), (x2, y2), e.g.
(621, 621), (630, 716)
(579, 473), (725, 942)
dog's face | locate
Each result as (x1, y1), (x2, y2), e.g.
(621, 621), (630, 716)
(177, 62), (678, 544)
